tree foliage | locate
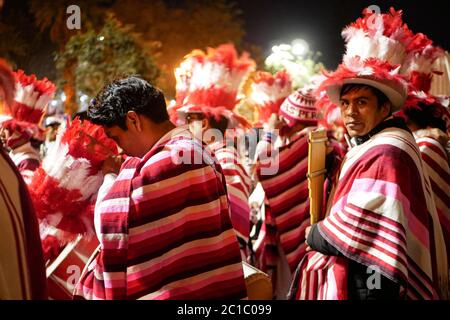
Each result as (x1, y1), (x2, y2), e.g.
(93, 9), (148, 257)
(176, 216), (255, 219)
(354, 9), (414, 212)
(55, 16), (160, 114)
(111, 0), (246, 98)
(29, 0), (113, 48)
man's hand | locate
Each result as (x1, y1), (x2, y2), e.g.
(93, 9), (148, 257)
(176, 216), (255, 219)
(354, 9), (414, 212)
(102, 155), (124, 175)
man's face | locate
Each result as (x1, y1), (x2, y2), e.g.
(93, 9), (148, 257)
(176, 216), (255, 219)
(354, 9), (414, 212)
(339, 87), (390, 137)
(104, 125), (135, 156)
(46, 124), (60, 142)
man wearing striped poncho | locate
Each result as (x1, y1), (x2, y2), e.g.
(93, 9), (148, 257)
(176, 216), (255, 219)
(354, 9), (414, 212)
(397, 95), (450, 280)
(255, 88), (333, 298)
(209, 139), (252, 260)
(73, 77), (247, 300)
(289, 76), (449, 299)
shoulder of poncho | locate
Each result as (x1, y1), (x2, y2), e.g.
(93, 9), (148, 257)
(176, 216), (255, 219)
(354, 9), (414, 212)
(368, 127), (416, 153)
(415, 128), (449, 150)
(280, 131), (309, 152)
(140, 134), (218, 176)
(343, 127), (420, 175)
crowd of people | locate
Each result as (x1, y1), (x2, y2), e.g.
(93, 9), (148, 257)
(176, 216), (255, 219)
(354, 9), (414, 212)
(0, 7), (449, 300)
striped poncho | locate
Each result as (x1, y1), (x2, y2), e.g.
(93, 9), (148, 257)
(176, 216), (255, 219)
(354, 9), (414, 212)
(290, 126), (449, 300)
(209, 141), (252, 260)
(9, 142), (40, 184)
(256, 128), (314, 272)
(414, 128), (450, 275)
(74, 127), (247, 300)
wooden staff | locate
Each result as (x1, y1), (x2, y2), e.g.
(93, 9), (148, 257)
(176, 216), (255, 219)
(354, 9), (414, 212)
(307, 130), (328, 224)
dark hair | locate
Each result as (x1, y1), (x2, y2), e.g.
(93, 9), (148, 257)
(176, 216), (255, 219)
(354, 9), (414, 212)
(402, 103), (447, 132)
(72, 110), (88, 121)
(206, 114), (229, 135)
(340, 83), (390, 110)
(88, 76), (169, 129)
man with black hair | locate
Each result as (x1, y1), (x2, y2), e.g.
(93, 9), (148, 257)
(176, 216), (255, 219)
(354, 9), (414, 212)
(289, 68), (448, 299)
(302, 83), (406, 300)
(74, 76), (247, 300)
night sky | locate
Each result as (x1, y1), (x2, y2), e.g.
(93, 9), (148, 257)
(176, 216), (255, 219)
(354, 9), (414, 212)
(238, 0), (450, 69)
(3, 0), (449, 78)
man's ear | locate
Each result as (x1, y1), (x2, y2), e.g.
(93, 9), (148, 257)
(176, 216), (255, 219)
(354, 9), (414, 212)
(381, 102), (392, 117)
(126, 111), (143, 132)
(202, 118), (209, 130)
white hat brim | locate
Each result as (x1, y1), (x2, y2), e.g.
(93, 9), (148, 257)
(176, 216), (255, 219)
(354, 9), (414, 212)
(326, 78), (406, 112)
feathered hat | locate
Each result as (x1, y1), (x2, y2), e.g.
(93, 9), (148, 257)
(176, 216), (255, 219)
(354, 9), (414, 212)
(1, 70), (56, 148)
(28, 118), (118, 242)
(385, 8), (448, 132)
(397, 91), (450, 134)
(321, 7), (409, 112)
(245, 70), (292, 126)
(173, 43), (255, 129)
(398, 28), (444, 94)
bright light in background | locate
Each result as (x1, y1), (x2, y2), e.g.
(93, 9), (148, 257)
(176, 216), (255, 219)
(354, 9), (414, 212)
(98, 36), (105, 41)
(61, 92), (66, 102)
(291, 39), (309, 57)
(50, 100), (58, 107)
(266, 38), (310, 67)
(265, 38), (324, 90)
(80, 94), (88, 102)
(278, 44), (292, 51)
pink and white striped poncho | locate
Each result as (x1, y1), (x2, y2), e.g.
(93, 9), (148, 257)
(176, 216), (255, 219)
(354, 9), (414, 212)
(290, 127), (448, 300)
(209, 141), (252, 260)
(74, 127), (247, 300)
(414, 128), (450, 277)
(256, 129), (313, 272)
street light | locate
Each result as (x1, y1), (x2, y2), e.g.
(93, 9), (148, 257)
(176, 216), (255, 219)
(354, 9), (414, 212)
(291, 39), (309, 57)
(265, 38), (322, 89)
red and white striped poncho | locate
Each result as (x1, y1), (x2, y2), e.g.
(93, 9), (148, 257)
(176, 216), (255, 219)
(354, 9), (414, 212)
(290, 127), (449, 300)
(8, 142), (40, 184)
(209, 141), (252, 260)
(414, 128), (450, 275)
(74, 127), (247, 300)
(256, 128), (315, 272)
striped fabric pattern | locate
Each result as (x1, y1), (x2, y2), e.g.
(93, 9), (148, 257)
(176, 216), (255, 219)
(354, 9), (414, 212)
(254, 199), (279, 273)
(0, 148), (47, 299)
(209, 141), (252, 259)
(289, 251), (348, 300)
(74, 127), (246, 300)
(257, 130), (312, 272)
(9, 142), (40, 184)
(415, 133), (450, 273)
(291, 127), (448, 300)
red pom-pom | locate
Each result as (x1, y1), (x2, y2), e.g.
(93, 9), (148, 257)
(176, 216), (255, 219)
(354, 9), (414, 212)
(61, 118), (118, 174)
